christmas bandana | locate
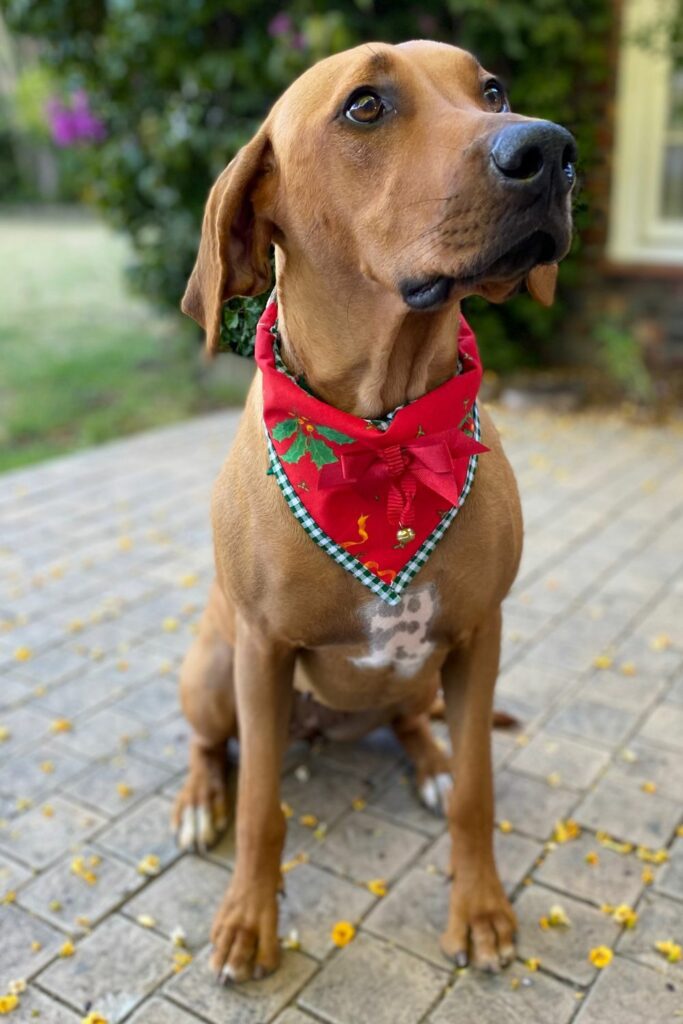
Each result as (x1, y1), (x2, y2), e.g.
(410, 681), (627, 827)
(255, 299), (488, 605)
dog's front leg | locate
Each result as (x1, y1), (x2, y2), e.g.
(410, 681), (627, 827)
(210, 613), (295, 983)
(440, 607), (516, 972)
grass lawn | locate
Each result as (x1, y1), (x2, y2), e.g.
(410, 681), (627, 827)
(0, 207), (252, 473)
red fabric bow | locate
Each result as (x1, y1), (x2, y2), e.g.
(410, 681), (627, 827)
(318, 429), (487, 526)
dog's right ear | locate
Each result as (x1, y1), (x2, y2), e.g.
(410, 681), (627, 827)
(182, 129), (274, 354)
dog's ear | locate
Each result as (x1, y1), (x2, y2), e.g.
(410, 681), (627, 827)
(182, 129), (274, 354)
(526, 263), (558, 307)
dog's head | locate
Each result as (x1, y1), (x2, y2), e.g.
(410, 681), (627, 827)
(183, 40), (576, 351)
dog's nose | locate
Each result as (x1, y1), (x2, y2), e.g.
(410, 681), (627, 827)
(490, 121), (577, 193)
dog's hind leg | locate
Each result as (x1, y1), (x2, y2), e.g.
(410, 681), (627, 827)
(393, 695), (453, 817)
(172, 583), (236, 851)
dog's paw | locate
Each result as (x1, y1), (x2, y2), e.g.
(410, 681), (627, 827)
(440, 874), (516, 972)
(210, 886), (280, 983)
(171, 748), (230, 853)
(418, 771), (452, 816)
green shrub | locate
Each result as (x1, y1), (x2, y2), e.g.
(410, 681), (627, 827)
(6, 0), (612, 371)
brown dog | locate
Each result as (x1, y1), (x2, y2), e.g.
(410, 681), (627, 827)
(174, 40), (575, 982)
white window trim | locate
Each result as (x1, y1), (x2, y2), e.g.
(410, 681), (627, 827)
(608, 0), (683, 265)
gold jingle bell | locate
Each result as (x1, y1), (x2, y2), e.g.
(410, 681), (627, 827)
(396, 526), (416, 546)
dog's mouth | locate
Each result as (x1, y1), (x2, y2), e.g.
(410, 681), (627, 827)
(400, 229), (561, 311)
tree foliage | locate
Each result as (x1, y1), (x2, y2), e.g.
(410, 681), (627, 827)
(6, 0), (613, 369)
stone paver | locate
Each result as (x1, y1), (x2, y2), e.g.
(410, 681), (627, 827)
(574, 956), (682, 1023)
(428, 964), (579, 1024)
(514, 884), (622, 985)
(38, 914), (172, 1022)
(1, 406), (682, 1022)
(298, 932), (447, 1024)
(166, 947), (317, 1024)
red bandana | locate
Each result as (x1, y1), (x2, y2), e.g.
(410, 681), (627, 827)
(255, 300), (488, 604)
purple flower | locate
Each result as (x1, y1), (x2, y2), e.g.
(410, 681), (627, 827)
(268, 11), (292, 37)
(45, 91), (106, 148)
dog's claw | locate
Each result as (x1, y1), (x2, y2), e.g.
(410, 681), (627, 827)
(419, 772), (453, 816)
(454, 951), (469, 969)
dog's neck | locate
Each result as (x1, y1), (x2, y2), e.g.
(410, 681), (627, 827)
(274, 260), (461, 420)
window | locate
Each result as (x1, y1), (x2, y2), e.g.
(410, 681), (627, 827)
(608, 0), (683, 265)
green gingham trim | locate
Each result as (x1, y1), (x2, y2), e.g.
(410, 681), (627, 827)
(265, 403), (481, 605)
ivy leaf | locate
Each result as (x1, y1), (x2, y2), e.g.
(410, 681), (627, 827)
(308, 437), (338, 468)
(280, 432), (308, 463)
(316, 425), (355, 445)
(272, 418), (299, 441)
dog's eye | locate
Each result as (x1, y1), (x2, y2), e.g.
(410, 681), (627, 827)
(344, 90), (392, 125)
(483, 79), (508, 113)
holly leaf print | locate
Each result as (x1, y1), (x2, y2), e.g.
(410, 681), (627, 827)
(272, 418), (299, 441)
(308, 437), (338, 468)
(315, 425), (355, 445)
(280, 432), (308, 463)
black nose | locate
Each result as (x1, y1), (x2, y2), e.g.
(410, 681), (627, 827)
(490, 121), (577, 192)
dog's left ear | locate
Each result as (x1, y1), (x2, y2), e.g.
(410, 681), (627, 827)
(182, 128), (274, 354)
(526, 263), (558, 307)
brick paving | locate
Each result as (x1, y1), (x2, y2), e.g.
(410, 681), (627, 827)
(1, 405), (682, 1023)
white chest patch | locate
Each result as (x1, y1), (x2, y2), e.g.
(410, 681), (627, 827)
(351, 584), (438, 678)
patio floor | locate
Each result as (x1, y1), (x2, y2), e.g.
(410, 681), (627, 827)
(1, 404), (682, 1024)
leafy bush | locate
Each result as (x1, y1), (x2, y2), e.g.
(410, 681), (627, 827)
(6, 0), (612, 370)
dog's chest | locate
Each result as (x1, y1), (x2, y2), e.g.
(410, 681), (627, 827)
(351, 584), (438, 678)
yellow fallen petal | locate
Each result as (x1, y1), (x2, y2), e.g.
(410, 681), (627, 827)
(179, 573), (199, 588)
(59, 940), (75, 958)
(589, 945), (613, 969)
(81, 1014), (109, 1024)
(0, 994), (20, 1014)
(41, 804), (54, 818)
(654, 940), (682, 963)
(136, 914), (156, 928)
(649, 634), (671, 652)
(620, 661), (636, 676)
(162, 618), (179, 633)
(118, 537), (133, 552)
(0, 727), (10, 743)
(499, 820), (513, 834)
(14, 647), (32, 662)
(596, 832), (632, 855)
(280, 802), (294, 819)
(612, 904), (638, 928)
(298, 814), (318, 828)
(281, 852), (309, 874)
(7, 980), (25, 996)
(30, 941), (42, 952)
(525, 957), (540, 971)
(548, 904), (571, 927)
(585, 851), (600, 866)
(637, 846), (668, 864)
(593, 654), (613, 670)
(553, 819), (581, 844)
(641, 781), (657, 794)
(49, 718), (72, 734)
(331, 921), (356, 947)
(137, 854), (161, 877)
(39, 761), (55, 774)
(642, 867), (655, 885)
(1, 891), (16, 905)
(172, 951), (193, 973)
(116, 782), (134, 799)
(546, 772), (562, 787)
(351, 797), (367, 811)
(367, 879), (387, 897)
(282, 928), (300, 951)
